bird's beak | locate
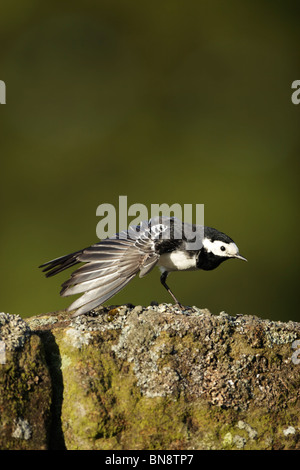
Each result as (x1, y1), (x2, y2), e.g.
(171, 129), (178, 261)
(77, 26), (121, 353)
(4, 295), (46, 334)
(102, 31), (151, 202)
(235, 254), (248, 262)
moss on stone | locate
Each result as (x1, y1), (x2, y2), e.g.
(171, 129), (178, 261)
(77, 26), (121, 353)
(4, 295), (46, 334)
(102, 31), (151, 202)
(27, 305), (298, 450)
(1, 306), (299, 449)
(0, 333), (52, 449)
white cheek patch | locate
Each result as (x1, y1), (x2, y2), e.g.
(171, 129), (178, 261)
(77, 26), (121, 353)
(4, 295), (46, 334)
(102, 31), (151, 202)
(202, 238), (239, 257)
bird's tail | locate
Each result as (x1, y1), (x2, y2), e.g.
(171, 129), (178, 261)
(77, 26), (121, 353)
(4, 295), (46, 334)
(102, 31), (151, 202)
(39, 249), (85, 277)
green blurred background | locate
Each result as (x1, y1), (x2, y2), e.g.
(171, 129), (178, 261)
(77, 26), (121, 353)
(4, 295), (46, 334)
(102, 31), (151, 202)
(0, 1), (299, 321)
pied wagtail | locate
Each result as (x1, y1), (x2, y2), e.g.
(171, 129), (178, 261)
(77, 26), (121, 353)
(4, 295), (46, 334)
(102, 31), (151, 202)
(39, 216), (247, 317)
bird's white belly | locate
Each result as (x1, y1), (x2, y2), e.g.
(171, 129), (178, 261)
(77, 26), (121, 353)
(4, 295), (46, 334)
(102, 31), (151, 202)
(158, 250), (197, 272)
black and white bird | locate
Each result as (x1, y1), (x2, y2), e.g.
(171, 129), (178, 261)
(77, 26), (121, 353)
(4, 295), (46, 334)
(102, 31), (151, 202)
(39, 216), (247, 317)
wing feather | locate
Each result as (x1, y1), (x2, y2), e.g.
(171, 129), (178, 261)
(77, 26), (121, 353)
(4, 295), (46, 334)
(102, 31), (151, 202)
(40, 218), (185, 316)
(61, 231), (160, 314)
(69, 274), (136, 317)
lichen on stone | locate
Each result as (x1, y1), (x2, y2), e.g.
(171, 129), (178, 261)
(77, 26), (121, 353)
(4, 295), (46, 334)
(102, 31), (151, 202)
(1, 305), (299, 449)
(12, 418), (32, 440)
(64, 327), (92, 349)
(236, 420), (258, 440)
(0, 312), (31, 351)
(283, 426), (296, 436)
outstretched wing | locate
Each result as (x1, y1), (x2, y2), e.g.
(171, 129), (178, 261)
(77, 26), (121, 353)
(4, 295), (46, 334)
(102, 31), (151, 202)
(40, 219), (171, 316)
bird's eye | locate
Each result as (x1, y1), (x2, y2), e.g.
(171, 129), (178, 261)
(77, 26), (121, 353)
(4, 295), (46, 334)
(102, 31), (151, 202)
(220, 246), (226, 252)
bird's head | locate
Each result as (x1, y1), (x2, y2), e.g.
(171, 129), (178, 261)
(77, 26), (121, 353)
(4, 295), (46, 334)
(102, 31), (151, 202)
(198, 227), (247, 270)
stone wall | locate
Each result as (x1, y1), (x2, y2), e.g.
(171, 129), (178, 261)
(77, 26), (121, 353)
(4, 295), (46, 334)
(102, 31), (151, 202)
(0, 305), (299, 449)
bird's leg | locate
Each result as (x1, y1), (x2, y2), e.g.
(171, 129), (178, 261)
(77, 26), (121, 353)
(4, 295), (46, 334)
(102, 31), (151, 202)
(160, 271), (184, 309)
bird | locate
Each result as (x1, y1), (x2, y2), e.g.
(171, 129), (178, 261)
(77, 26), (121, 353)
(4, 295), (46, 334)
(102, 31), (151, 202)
(39, 216), (247, 317)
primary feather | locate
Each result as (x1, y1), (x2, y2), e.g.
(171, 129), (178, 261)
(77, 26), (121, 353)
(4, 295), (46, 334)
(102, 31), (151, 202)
(39, 218), (173, 316)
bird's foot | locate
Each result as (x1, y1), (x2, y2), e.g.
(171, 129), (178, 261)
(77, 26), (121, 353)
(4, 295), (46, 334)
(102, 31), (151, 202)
(175, 302), (184, 310)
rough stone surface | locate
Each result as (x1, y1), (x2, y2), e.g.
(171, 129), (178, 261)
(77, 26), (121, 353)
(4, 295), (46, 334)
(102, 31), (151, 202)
(0, 305), (299, 449)
(0, 312), (31, 351)
(0, 313), (52, 449)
